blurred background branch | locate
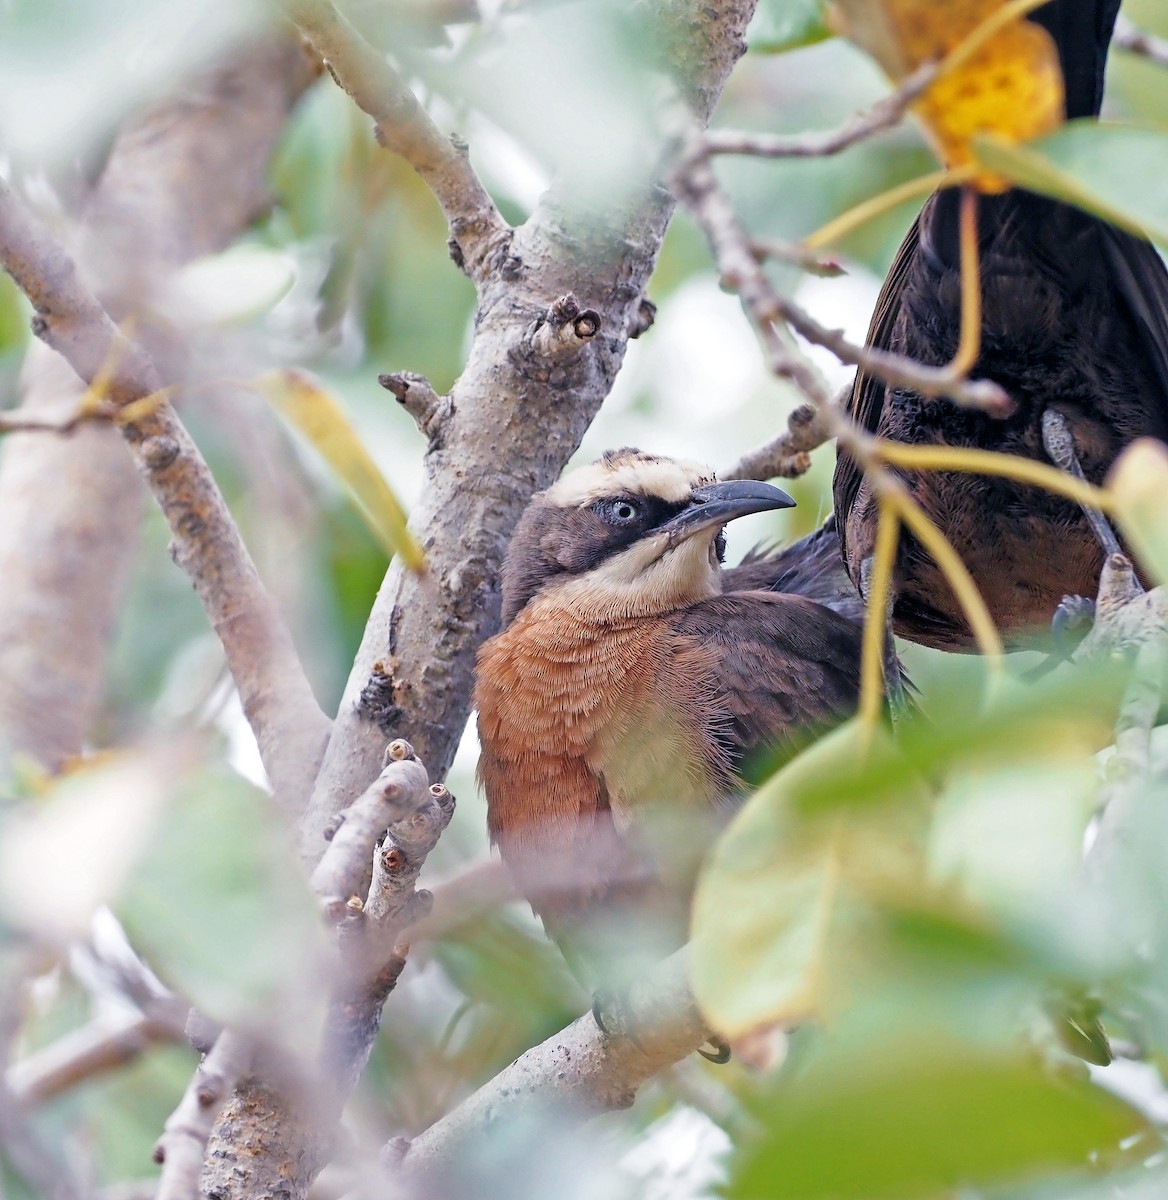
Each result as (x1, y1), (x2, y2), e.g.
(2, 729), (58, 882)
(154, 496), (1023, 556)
(397, 948), (712, 1182)
(0, 157), (330, 810)
(0, 36), (318, 777)
(1115, 15), (1168, 67)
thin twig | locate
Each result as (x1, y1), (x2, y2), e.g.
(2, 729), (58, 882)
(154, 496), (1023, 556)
(726, 399), (840, 481)
(285, 0), (510, 282)
(0, 179), (330, 811)
(0, 402), (119, 436)
(153, 1031), (253, 1200)
(705, 59), (938, 159)
(674, 134), (1010, 414)
(1114, 16), (1168, 69)
(750, 237), (845, 277)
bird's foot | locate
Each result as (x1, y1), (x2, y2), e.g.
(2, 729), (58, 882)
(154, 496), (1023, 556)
(591, 988), (647, 1052)
(1053, 595), (1096, 654)
(697, 1038), (732, 1064)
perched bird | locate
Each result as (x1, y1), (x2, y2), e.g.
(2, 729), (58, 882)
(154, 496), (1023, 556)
(475, 449), (865, 987)
(833, 0), (1168, 651)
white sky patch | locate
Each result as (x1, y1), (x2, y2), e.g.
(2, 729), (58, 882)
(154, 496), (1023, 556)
(212, 685), (270, 792)
(619, 1105), (731, 1200)
(464, 112), (552, 215)
(794, 266), (884, 395)
(1092, 1057), (1168, 1125)
(605, 278), (763, 431)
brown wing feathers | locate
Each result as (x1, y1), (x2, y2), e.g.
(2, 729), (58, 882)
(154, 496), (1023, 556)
(671, 590), (863, 772)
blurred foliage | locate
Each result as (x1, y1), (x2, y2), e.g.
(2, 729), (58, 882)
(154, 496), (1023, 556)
(1, 2), (1168, 1200)
(748, 0), (831, 54)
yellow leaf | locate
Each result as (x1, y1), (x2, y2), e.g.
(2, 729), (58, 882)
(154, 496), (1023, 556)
(256, 369), (425, 573)
(831, 0), (1064, 191)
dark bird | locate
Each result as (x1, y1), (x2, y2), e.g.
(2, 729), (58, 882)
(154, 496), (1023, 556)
(833, 0), (1168, 652)
(475, 449), (865, 989)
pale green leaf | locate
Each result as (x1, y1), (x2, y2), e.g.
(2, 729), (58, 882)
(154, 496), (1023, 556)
(731, 1036), (1151, 1200)
(1109, 438), (1168, 585)
(973, 123), (1168, 246)
(691, 723), (923, 1035)
(748, 0), (831, 53)
(0, 751), (169, 942)
(117, 769), (329, 1043)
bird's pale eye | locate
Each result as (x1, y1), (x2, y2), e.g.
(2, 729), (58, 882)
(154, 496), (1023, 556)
(596, 497), (641, 525)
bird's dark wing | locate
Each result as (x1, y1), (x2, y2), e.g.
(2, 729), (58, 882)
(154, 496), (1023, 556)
(1102, 227), (1168, 429)
(832, 213), (923, 567)
(670, 592), (863, 777)
(725, 517), (865, 624)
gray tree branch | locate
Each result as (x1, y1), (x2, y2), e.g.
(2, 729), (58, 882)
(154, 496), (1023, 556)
(311, 742), (432, 912)
(8, 1010), (183, 1106)
(394, 949), (711, 1182)
(198, 4), (759, 1196)
(196, 746), (447, 1198)
(153, 1031), (253, 1200)
(674, 128), (1013, 415)
(704, 58), (937, 158)
(299, 0), (758, 857)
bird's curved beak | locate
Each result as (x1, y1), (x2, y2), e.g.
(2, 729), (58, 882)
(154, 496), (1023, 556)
(659, 479), (796, 543)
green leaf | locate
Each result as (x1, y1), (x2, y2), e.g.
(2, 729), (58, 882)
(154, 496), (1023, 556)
(691, 665), (1125, 1039)
(973, 123), (1168, 246)
(747, 0), (830, 53)
(731, 1036), (1151, 1200)
(117, 769), (329, 1043)
(691, 814), (847, 1035)
(691, 723), (927, 1035)
(1109, 438), (1168, 585)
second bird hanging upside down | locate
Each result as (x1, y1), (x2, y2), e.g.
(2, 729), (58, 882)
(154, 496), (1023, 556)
(833, 0), (1168, 652)
(475, 449), (866, 989)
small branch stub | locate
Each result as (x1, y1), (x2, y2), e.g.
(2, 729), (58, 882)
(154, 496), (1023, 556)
(629, 297), (657, 340)
(356, 659), (404, 734)
(310, 747), (431, 911)
(728, 400), (839, 481)
(379, 372), (452, 444)
(529, 293), (602, 358)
